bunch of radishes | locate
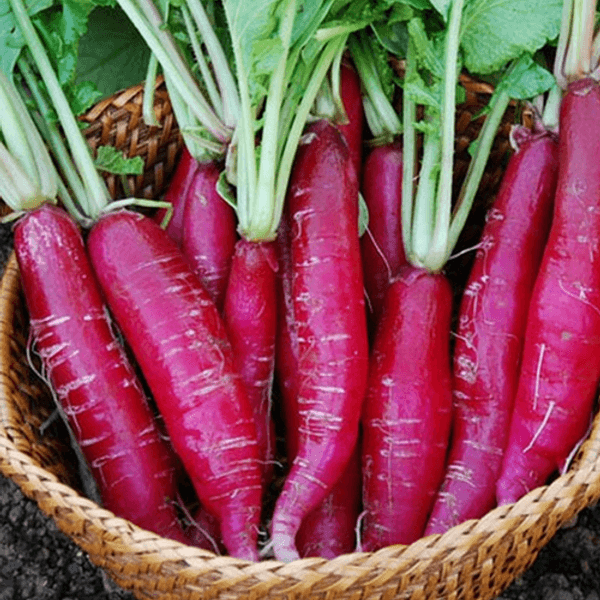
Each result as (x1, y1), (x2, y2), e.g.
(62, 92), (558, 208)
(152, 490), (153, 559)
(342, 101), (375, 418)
(3, 0), (599, 565)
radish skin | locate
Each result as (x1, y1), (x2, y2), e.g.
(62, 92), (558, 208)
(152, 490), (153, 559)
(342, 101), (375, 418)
(154, 146), (199, 245)
(14, 204), (189, 544)
(275, 214), (361, 558)
(425, 129), (559, 534)
(87, 210), (262, 560)
(223, 238), (277, 488)
(361, 265), (453, 549)
(360, 142), (405, 330)
(496, 78), (600, 505)
(182, 160), (238, 312)
(337, 61), (364, 180)
(271, 120), (368, 561)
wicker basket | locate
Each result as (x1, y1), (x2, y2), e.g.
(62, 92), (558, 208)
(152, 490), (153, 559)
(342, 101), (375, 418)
(2, 76), (600, 600)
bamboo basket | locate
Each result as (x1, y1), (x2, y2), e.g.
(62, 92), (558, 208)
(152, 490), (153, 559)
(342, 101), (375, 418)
(1, 75), (600, 600)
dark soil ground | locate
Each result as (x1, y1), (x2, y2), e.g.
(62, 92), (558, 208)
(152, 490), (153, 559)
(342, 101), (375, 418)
(1, 219), (600, 600)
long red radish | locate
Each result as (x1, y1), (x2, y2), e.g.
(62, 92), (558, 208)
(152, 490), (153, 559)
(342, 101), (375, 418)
(153, 146), (199, 245)
(14, 204), (189, 544)
(337, 61), (364, 179)
(295, 446), (361, 558)
(496, 77), (600, 505)
(347, 33), (404, 333)
(425, 127), (559, 534)
(182, 160), (238, 312)
(87, 210), (262, 560)
(361, 266), (453, 549)
(271, 120), (369, 561)
(359, 142), (405, 330)
(274, 213), (361, 559)
(223, 239), (278, 488)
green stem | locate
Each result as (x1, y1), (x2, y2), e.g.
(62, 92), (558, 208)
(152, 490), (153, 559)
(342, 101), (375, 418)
(116, 0), (229, 142)
(18, 56), (86, 221)
(553, 0), (574, 88)
(542, 83), (562, 131)
(243, 0), (296, 240)
(143, 53), (160, 127)
(401, 38), (417, 262)
(561, 0), (595, 83)
(0, 74), (40, 194)
(10, 0), (110, 218)
(348, 31), (401, 140)
(185, 0), (240, 128)
(273, 35), (347, 237)
(425, 0), (464, 273)
(410, 128), (440, 265)
(181, 3), (225, 124)
(447, 87), (510, 255)
(0, 143), (40, 210)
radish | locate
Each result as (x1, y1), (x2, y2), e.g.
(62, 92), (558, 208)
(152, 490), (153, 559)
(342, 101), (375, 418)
(349, 32), (405, 332)
(87, 210), (263, 560)
(425, 124), (559, 534)
(182, 159), (238, 312)
(153, 145), (199, 246)
(337, 60), (364, 179)
(223, 239), (278, 488)
(274, 211), (362, 559)
(361, 265), (453, 549)
(359, 142), (405, 330)
(497, 0), (600, 505)
(9, 0), (263, 559)
(0, 59), (192, 544)
(354, 2), (553, 547)
(270, 119), (368, 561)
(14, 205), (190, 544)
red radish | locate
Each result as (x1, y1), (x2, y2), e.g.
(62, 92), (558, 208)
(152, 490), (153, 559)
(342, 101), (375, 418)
(496, 77), (600, 505)
(154, 146), (199, 245)
(359, 142), (405, 330)
(271, 120), (369, 561)
(223, 239), (278, 488)
(425, 127), (559, 534)
(87, 210), (262, 561)
(295, 446), (361, 558)
(337, 61), (364, 179)
(275, 214), (361, 559)
(182, 160), (238, 312)
(361, 265), (453, 549)
(14, 204), (189, 544)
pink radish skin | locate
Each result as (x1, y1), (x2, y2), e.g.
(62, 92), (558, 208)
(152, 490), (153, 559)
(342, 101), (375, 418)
(154, 146), (199, 246)
(87, 210), (262, 560)
(182, 160), (238, 312)
(361, 265), (453, 549)
(337, 61), (364, 180)
(14, 204), (189, 544)
(496, 78), (600, 505)
(271, 120), (369, 561)
(275, 215), (361, 558)
(425, 129), (559, 534)
(359, 142), (405, 331)
(223, 238), (277, 488)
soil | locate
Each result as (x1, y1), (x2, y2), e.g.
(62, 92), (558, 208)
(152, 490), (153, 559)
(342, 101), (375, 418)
(1, 219), (600, 600)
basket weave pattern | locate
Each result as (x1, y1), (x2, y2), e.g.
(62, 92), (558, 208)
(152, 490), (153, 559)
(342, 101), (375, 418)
(1, 79), (600, 600)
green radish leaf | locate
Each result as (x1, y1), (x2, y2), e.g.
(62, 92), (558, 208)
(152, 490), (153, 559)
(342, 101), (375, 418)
(460, 0), (563, 74)
(217, 169), (237, 209)
(74, 5), (150, 97)
(429, 0), (450, 21)
(497, 53), (556, 100)
(94, 145), (144, 175)
(358, 191), (369, 237)
(0, 0), (53, 78)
